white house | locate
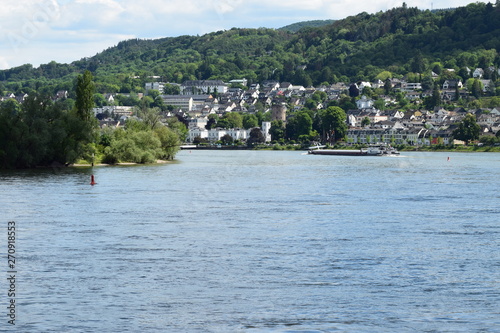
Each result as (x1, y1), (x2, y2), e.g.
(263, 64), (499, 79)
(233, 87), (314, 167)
(480, 79), (494, 93)
(188, 117), (208, 129)
(372, 79), (384, 89)
(93, 105), (134, 117)
(261, 121), (272, 142)
(145, 82), (165, 93)
(229, 78), (248, 86)
(401, 82), (422, 91)
(188, 127), (209, 142)
(473, 68), (484, 78)
(356, 95), (374, 109)
(442, 80), (463, 90)
(358, 82), (372, 91)
(188, 121), (272, 143)
(161, 95), (194, 111)
(181, 80), (228, 95)
(225, 128), (249, 141)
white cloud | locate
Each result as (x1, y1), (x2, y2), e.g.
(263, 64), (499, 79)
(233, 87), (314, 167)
(56, 0), (125, 28)
(0, 57), (10, 70)
(212, 0), (244, 15)
(324, 0), (401, 18)
(0, 28), (134, 68)
(253, 0), (326, 11)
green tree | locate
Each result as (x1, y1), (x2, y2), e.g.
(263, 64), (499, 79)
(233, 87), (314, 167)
(411, 51), (427, 74)
(479, 135), (498, 146)
(361, 117), (371, 127)
(221, 134), (234, 145)
(349, 84), (360, 97)
(102, 119), (181, 163)
(421, 75), (434, 90)
(270, 120), (285, 141)
(489, 96), (500, 107)
(220, 112), (243, 129)
(247, 127), (265, 147)
(75, 70), (95, 122)
(295, 111), (313, 137)
(312, 90), (327, 102)
(453, 114), (481, 144)
(319, 106), (347, 144)
(166, 117), (188, 142)
(74, 70), (99, 163)
(384, 79), (392, 95)
(193, 136), (209, 144)
(242, 114), (258, 129)
(425, 85), (441, 109)
(376, 71), (392, 81)
(206, 114), (218, 129)
(94, 93), (107, 107)
(154, 126), (180, 160)
(148, 89), (160, 100)
(163, 84), (181, 95)
(0, 93), (92, 168)
(471, 79), (483, 98)
(285, 116), (299, 141)
(136, 107), (162, 130)
(374, 99), (386, 111)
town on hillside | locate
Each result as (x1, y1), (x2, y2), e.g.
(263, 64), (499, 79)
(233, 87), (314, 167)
(3, 71), (500, 147)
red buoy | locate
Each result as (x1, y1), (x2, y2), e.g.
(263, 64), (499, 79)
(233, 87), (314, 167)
(90, 175), (96, 186)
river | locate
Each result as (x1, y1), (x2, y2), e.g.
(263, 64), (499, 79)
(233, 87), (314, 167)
(1, 150), (499, 332)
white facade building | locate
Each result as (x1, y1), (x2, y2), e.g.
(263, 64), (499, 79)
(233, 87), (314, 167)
(188, 121), (272, 143)
(356, 95), (374, 109)
(188, 117), (208, 129)
(181, 80), (228, 95)
(161, 95), (193, 111)
(93, 105), (134, 117)
(145, 82), (165, 93)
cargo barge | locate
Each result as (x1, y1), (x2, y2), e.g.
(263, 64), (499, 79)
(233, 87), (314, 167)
(308, 144), (399, 156)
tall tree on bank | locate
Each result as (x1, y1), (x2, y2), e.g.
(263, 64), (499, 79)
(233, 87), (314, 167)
(453, 113), (480, 145)
(319, 106), (347, 144)
(75, 70), (95, 122)
(73, 70), (98, 163)
(247, 128), (265, 147)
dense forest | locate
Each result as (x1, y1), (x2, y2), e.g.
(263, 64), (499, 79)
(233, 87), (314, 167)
(278, 20), (336, 33)
(1, 2), (499, 96)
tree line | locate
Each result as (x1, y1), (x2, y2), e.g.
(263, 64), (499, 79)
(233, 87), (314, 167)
(0, 71), (184, 169)
(1, 2), (499, 97)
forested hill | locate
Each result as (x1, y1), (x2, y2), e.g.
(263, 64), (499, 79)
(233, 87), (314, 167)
(278, 20), (336, 32)
(1, 2), (499, 94)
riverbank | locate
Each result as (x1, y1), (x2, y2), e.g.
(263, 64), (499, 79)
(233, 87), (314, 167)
(399, 145), (500, 153)
(185, 144), (500, 153)
(70, 159), (174, 167)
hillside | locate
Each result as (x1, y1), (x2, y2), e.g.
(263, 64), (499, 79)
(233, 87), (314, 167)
(278, 20), (336, 33)
(0, 2), (499, 94)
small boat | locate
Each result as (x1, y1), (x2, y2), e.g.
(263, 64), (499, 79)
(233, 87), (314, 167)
(308, 143), (399, 156)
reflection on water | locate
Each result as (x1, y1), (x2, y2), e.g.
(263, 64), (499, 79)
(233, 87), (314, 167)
(1, 151), (499, 332)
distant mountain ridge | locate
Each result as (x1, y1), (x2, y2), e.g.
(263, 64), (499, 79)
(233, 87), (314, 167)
(278, 20), (336, 32)
(0, 2), (498, 92)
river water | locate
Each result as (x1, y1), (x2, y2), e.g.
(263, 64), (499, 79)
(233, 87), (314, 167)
(1, 150), (499, 332)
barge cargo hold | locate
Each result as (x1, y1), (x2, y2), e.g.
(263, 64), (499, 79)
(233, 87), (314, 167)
(308, 144), (400, 156)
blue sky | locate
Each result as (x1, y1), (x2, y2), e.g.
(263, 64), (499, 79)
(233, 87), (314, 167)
(0, 0), (488, 70)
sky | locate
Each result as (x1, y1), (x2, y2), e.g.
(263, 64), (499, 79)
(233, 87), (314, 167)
(0, 0), (488, 70)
